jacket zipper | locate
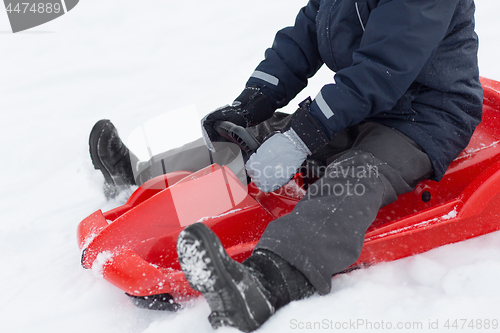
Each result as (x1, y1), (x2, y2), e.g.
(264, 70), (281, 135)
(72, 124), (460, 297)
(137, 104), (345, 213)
(355, 2), (366, 32)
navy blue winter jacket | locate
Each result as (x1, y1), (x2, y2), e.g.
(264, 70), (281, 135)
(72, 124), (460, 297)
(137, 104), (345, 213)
(247, 0), (483, 181)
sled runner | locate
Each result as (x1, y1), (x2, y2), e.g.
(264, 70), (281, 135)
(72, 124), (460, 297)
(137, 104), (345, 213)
(78, 77), (500, 310)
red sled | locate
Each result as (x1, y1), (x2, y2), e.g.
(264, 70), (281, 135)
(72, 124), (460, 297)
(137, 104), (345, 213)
(77, 77), (500, 311)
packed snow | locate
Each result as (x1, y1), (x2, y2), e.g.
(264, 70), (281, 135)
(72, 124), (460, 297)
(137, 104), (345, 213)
(1, 1), (500, 332)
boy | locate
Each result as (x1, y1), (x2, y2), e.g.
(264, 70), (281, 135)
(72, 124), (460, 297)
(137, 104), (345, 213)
(90, 0), (482, 331)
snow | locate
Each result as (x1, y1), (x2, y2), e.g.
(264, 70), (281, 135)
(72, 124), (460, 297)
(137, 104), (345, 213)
(177, 236), (216, 292)
(197, 209), (243, 223)
(92, 251), (115, 279)
(0, 1), (499, 332)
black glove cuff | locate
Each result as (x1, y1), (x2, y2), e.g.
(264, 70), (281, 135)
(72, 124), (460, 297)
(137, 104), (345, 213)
(234, 86), (276, 126)
(289, 99), (330, 154)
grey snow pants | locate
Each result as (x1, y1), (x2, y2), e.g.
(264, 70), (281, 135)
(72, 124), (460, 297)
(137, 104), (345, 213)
(255, 121), (433, 295)
(134, 114), (433, 295)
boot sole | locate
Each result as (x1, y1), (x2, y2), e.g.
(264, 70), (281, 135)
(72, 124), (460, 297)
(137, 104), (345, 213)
(89, 119), (115, 187)
(177, 223), (263, 332)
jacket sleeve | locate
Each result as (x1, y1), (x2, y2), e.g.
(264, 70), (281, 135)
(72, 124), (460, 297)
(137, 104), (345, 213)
(309, 0), (461, 137)
(246, 0), (323, 108)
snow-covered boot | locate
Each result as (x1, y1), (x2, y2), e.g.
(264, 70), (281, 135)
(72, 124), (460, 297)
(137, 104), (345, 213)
(177, 223), (275, 332)
(89, 119), (136, 198)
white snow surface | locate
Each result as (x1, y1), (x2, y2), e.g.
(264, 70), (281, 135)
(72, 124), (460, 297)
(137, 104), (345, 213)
(1, 1), (500, 332)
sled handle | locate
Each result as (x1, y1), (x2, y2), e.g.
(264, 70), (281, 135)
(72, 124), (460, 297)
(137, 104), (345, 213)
(214, 121), (260, 155)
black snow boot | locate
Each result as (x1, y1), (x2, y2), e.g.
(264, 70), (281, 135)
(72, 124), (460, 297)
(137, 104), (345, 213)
(242, 249), (315, 310)
(177, 223), (275, 332)
(89, 119), (136, 199)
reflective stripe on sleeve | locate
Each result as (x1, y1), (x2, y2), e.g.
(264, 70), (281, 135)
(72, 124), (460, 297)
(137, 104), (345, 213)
(314, 91), (334, 118)
(250, 70), (279, 86)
